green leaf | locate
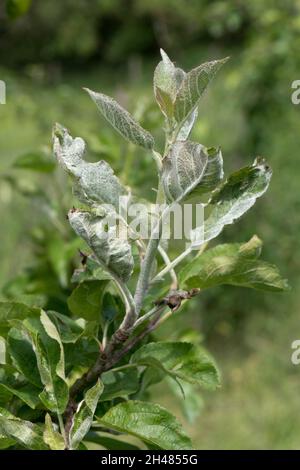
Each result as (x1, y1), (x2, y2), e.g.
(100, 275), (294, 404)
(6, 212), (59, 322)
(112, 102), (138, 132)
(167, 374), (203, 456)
(0, 383), (41, 409)
(85, 89), (154, 150)
(47, 311), (84, 343)
(100, 368), (139, 401)
(7, 327), (42, 387)
(53, 124), (129, 209)
(153, 49), (185, 118)
(24, 312), (69, 414)
(47, 236), (81, 288)
(6, 0), (32, 19)
(97, 400), (192, 450)
(68, 210), (134, 282)
(0, 302), (40, 336)
(167, 379), (204, 425)
(180, 235), (289, 292)
(70, 380), (103, 450)
(84, 431), (141, 450)
(0, 408), (48, 450)
(131, 342), (220, 390)
(67, 280), (108, 322)
(162, 141), (223, 203)
(174, 57), (228, 130)
(191, 157), (272, 248)
(72, 257), (113, 283)
(13, 151), (55, 172)
(102, 292), (118, 323)
(43, 414), (65, 450)
(0, 436), (15, 449)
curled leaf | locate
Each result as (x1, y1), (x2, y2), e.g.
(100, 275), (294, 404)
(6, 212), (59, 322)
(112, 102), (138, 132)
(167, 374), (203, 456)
(68, 210), (134, 282)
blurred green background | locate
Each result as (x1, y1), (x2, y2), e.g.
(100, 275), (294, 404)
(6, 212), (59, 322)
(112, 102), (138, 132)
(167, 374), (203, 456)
(1, 0), (300, 449)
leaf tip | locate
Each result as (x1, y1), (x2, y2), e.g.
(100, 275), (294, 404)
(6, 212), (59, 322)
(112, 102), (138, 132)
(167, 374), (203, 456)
(160, 48), (173, 66)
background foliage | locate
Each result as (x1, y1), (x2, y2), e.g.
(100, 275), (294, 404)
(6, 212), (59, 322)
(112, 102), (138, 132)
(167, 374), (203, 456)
(0, 0), (299, 449)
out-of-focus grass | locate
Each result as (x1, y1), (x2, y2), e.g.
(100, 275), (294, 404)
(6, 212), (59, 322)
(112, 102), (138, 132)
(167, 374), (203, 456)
(0, 60), (299, 449)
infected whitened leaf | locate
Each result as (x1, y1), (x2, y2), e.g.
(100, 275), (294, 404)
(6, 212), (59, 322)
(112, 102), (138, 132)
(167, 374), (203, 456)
(162, 140), (223, 202)
(85, 89), (154, 149)
(174, 57), (229, 128)
(68, 210), (134, 282)
(53, 123), (129, 209)
(191, 157), (272, 247)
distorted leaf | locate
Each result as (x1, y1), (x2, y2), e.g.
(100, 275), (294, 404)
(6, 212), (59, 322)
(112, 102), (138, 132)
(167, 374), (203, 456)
(68, 210), (134, 282)
(53, 124), (129, 209)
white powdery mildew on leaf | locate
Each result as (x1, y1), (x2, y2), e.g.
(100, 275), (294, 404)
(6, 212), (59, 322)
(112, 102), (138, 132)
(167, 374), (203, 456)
(174, 58), (229, 127)
(153, 49), (185, 118)
(191, 157), (272, 247)
(85, 89), (154, 150)
(162, 140), (223, 202)
(53, 123), (129, 209)
(70, 380), (103, 449)
(68, 210), (134, 282)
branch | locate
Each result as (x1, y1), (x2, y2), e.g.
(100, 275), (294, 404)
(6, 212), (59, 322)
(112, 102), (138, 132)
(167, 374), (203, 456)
(152, 246), (191, 283)
(158, 245), (178, 289)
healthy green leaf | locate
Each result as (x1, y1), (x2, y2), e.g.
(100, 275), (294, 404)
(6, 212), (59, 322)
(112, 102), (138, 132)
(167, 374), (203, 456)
(131, 342), (220, 390)
(97, 400), (192, 450)
(190, 157), (272, 248)
(53, 124), (129, 209)
(72, 257), (113, 283)
(47, 311), (84, 343)
(102, 292), (118, 323)
(162, 141), (223, 203)
(174, 57), (228, 130)
(85, 89), (154, 149)
(0, 383), (41, 409)
(67, 281), (108, 322)
(43, 414), (65, 450)
(6, 0), (32, 19)
(100, 368), (139, 401)
(70, 380), (103, 450)
(180, 235), (289, 292)
(68, 210), (134, 282)
(7, 327), (42, 387)
(0, 302), (40, 336)
(0, 408), (48, 450)
(13, 151), (55, 173)
(167, 379), (204, 425)
(0, 436), (15, 449)
(84, 431), (141, 450)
